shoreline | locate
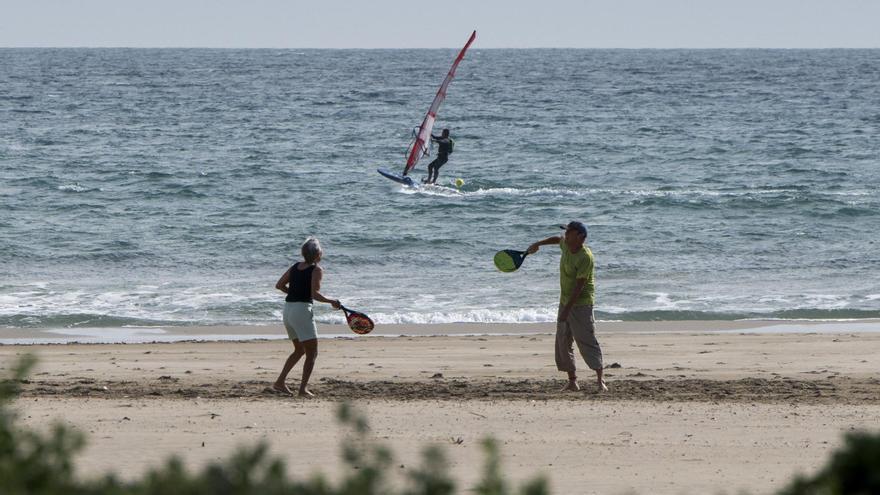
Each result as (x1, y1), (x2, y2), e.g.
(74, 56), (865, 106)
(2, 318), (880, 345)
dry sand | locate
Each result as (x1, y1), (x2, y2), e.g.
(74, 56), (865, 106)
(4, 322), (880, 494)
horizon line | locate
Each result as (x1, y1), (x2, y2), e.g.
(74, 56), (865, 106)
(3, 45), (880, 50)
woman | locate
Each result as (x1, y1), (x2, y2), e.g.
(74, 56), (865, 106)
(273, 237), (340, 397)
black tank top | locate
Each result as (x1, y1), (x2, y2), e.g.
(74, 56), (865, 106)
(285, 263), (315, 303)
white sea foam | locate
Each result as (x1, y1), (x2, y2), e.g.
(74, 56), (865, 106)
(398, 185), (589, 199)
(58, 183), (100, 193)
(4, 282), (877, 327)
(401, 186), (870, 202)
(316, 308), (558, 325)
(467, 187), (588, 198)
(404, 185), (464, 197)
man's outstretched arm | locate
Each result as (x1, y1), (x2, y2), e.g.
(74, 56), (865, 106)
(527, 236), (561, 254)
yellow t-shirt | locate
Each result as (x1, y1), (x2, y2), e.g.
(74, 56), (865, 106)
(559, 240), (595, 306)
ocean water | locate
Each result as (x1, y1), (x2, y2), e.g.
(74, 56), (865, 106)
(2, 48), (879, 331)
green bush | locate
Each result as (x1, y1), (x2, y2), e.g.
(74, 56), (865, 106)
(0, 354), (86, 495)
(777, 431), (880, 495)
(0, 356), (548, 495)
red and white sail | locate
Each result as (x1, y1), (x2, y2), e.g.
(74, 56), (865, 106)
(403, 30), (476, 175)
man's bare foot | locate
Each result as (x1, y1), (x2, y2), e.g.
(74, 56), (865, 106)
(561, 380), (580, 392)
(298, 389), (315, 398)
(597, 380), (609, 392)
(272, 383), (293, 395)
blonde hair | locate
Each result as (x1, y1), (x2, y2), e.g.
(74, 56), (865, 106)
(301, 237), (323, 264)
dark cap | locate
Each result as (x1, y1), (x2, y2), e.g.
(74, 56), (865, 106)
(559, 221), (588, 237)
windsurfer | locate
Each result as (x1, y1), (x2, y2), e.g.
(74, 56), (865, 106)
(384, 31), (475, 186)
(424, 129), (454, 184)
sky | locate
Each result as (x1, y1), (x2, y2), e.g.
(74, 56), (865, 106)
(2, 0), (879, 49)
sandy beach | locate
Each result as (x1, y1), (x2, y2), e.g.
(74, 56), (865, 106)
(5, 321), (880, 494)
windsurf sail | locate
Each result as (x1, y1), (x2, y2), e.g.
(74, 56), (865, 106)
(402, 30), (476, 176)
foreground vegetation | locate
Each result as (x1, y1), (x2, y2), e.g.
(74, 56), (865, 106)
(2, 356), (878, 494)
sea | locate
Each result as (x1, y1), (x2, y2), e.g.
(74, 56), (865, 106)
(2, 48), (879, 335)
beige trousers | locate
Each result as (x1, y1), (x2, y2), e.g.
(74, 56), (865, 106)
(555, 304), (603, 372)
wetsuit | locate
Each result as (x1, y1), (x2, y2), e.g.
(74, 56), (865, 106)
(427, 135), (452, 183)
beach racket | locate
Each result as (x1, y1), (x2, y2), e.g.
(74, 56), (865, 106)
(340, 305), (375, 335)
(493, 249), (529, 273)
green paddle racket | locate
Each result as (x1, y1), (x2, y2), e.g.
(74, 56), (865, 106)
(493, 249), (529, 273)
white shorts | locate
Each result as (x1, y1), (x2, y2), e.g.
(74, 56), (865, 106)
(283, 301), (318, 342)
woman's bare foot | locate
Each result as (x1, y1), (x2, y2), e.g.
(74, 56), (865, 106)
(272, 383), (293, 395)
(561, 380), (580, 392)
(298, 389), (315, 398)
(597, 379), (609, 392)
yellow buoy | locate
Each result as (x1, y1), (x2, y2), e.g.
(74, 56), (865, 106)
(454, 178), (465, 188)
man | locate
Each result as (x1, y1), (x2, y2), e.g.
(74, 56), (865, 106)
(424, 128), (454, 184)
(527, 221), (607, 393)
